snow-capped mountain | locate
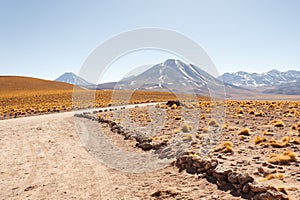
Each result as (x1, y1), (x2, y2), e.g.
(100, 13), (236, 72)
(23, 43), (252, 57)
(55, 72), (92, 86)
(219, 69), (300, 87)
(96, 59), (247, 96)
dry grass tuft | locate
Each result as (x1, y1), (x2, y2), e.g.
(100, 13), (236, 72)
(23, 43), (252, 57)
(290, 137), (300, 144)
(268, 150), (297, 164)
(291, 122), (300, 132)
(263, 130), (274, 136)
(200, 114), (205, 119)
(208, 119), (219, 127)
(222, 123), (229, 129)
(269, 119), (285, 127)
(214, 141), (233, 153)
(254, 135), (267, 145)
(259, 173), (285, 182)
(181, 133), (193, 141)
(238, 128), (251, 136)
(254, 110), (265, 117)
(182, 123), (192, 133)
(268, 136), (290, 148)
(237, 108), (243, 114)
(248, 109), (255, 115)
(174, 116), (182, 120)
(173, 128), (180, 134)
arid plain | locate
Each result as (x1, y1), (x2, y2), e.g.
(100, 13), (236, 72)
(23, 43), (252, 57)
(0, 76), (299, 200)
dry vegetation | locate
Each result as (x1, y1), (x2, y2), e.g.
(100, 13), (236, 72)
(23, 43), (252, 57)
(1, 76), (205, 119)
(93, 98), (300, 199)
(2, 76), (300, 199)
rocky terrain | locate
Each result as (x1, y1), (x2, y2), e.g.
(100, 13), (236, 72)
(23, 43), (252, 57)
(1, 99), (300, 199)
(75, 100), (300, 199)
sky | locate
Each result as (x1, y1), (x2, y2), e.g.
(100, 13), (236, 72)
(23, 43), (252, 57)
(0, 0), (300, 83)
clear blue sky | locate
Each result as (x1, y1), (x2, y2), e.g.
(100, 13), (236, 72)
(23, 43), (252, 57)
(0, 0), (299, 82)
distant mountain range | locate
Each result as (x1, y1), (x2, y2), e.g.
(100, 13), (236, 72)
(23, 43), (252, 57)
(219, 69), (300, 95)
(92, 59), (249, 96)
(219, 69), (300, 87)
(55, 72), (92, 86)
(55, 62), (300, 95)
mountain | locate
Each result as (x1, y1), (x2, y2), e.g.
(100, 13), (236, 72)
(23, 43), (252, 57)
(55, 72), (92, 86)
(95, 59), (250, 97)
(219, 69), (300, 87)
(263, 81), (300, 95)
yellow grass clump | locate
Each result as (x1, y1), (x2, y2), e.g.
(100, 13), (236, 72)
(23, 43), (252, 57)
(200, 114), (206, 119)
(214, 141), (233, 153)
(268, 136), (290, 148)
(269, 119), (285, 127)
(174, 116), (182, 120)
(259, 173), (285, 182)
(237, 108), (243, 114)
(171, 104), (178, 109)
(222, 123), (229, 129)
(208, 119), (219, 127)
(263, 130), (274, 136)
(290, 137), (300, 144)
(268, 150), (297, 164)
(254, 135), (267, 145)
(182, 123), (192, 133)
(248, 109), (255, 115)
(238, 128), (251, 136)
(173, 128), (180, 134)
(291, 122), (300, 132)
(254, 110), (265, 117)
(181, 133), (193, 141)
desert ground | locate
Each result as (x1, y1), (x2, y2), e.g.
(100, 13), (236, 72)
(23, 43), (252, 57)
(0, 107), (241, 200)
(1, 77), (300, 199)
(1, 99), (300, 200)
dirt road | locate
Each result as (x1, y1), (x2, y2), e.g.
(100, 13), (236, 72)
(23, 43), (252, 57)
(0, 108), (246, 200)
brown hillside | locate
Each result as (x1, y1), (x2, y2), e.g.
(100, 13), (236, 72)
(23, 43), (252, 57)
(0, 76), (74, 92)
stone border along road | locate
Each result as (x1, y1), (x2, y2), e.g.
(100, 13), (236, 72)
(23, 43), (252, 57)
(76, 103), (291, 200)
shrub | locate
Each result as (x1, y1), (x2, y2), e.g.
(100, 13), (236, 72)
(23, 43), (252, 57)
(214, 141), (233, 153)
(182, 123), (192, 133)
(254, 110), (265, 117)
(268, 136), (290, 148)
(290, 137), (300, 144)
(208, 119), (219, 127)
(222, 123), (229, 129)
(237, 108), (243, 114)
(254, 135), (267, 145)
(174, 115), (182, 120)
(200, 114), (205, 119)
(171, 104), (178, 109)
(173, 128), (180, 134)
(263, 130), (273, 136)
(248, 109), (255, 115)
(268, 150), (297, 164)
(259, 173), (285, 182)
(238, 128), (251, 136)
(291, 122), (300, 131)
(181, 133), (193, 141)
(269, 119), (284, 127)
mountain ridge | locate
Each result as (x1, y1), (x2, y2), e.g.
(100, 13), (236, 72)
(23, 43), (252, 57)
(219, 69), (300, 87)
(55, 72), (92, 86)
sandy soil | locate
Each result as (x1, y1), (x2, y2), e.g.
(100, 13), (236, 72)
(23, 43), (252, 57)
(0, 110), (247, 200)
(0, 100), (300, 200)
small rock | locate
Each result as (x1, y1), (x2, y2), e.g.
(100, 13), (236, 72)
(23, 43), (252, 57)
(238, 173), (254, 185)
(138, 142), (153, 151)
(242, 183), (251, 194)
(228, 172), (239, 184)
